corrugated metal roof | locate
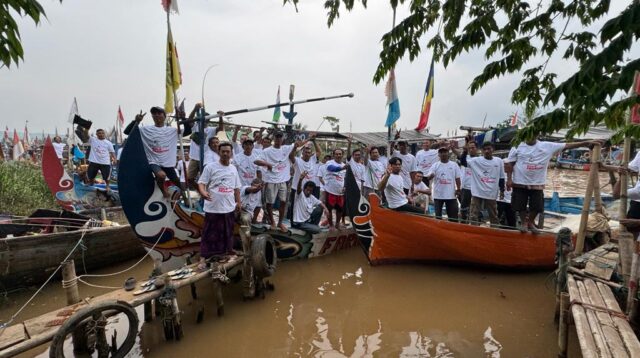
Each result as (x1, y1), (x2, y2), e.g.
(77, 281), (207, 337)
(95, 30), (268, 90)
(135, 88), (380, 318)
(346, 131), (439, 147)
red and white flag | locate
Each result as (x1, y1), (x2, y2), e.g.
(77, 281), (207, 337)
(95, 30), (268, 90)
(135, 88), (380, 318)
(161, 0), (179, 13)
(510, 111), (518, 127)
(117, 106), (125, 127)
(12, 129), (24, 161)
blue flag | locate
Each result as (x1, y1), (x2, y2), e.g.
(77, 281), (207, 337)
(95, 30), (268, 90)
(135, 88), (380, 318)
(385, 69), (400, 127)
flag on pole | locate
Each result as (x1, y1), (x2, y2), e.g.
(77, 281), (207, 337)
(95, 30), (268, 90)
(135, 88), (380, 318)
(273, 86), (281, 122)
(164, 26), (182, 113)
(415, 58), (435, 131)
(161, 0), (179, 13)
(510, 111), (519, 126)
(117, 106), (125, 127)
(631, 72), (640, 125)
(12, 129), (24, 161)
(68, 97), (79, 123)
(3, 126), (8, 143)
(385, 69), (401, 127)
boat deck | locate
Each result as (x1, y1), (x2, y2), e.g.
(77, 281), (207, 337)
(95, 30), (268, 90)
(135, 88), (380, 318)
(0, 257), (243, 357)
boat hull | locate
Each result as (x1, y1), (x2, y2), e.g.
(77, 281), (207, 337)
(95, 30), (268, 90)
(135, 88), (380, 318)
(0, 225), (144, 290)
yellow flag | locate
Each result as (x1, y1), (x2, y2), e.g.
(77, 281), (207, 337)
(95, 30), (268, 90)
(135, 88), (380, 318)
(165, 27), (182, 113)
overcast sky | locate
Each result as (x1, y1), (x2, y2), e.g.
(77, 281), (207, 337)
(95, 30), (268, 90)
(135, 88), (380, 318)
(0, 0), (633, 137)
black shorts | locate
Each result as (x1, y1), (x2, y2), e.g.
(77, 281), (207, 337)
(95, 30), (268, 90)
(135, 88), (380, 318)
(87, 162), (111, 181)
(628, 200), (640, 219)
(511, 187), (544, 212)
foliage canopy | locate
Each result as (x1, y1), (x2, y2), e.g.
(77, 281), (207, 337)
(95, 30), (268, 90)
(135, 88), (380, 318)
(286, 0), (640, 142)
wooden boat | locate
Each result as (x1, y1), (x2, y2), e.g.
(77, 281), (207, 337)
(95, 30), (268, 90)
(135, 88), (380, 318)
(0, 211), (144, 290)
(42, 137), (120, 211)
(118, 126), (356, 270)
(344, 169), (557, 268)
(545, 192), (615, 215)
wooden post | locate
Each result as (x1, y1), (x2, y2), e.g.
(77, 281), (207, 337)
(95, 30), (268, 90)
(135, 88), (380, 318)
(558, 292), (570, 358)
(575, 144), (601, 254)
(619, 232), (635, 287)
(555, 229), (571, 322)
(628, 242), (640, 317)
(144, 302), (153, 322)
(591, 145), (603, 213)
(62, 260), (79, 305)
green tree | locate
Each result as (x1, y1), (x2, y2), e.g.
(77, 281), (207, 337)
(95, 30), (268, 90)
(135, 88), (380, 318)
(1, 0), (60, 68)
(285, 0), (640, 142)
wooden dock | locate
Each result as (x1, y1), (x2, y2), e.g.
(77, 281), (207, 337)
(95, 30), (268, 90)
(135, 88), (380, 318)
(558, 242), (640, 357)
(0, 257), (246, 357)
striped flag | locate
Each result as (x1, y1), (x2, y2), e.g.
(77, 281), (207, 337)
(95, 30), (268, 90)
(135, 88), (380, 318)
(415, 58), (434, 131)
(510, 111), (518, 126)
(273, 86), (281, 122)
(385, 69), (401, 127)
(117, 106), (125, 127)
(164, 26), (182, 113)
(161, 0), (179, 13)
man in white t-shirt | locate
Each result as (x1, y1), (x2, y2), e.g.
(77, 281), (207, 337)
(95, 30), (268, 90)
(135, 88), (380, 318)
(426, 147), (462, 220)
(317, 154), (332, 202)
(506, 137), (599, 233)
(176, 152), (190, 186)
(231, 125), (251, 155)
(379, 157), (424, 214)
(186, 105), (223, 187)
(467, 142), (505, 226)
(390, 140), (419, 193)
(292, 171), (329, 234)
(125, 107), (192, 198)
(85, 129), (116, 188)
(363, 146), (386, 198)
(497, 158), (516, 228)
(197, 142), (241, 265)
(415, 139), (439, 185)
(324, 148), (350, 229)
(254, 131), (299, 232)
(240, 178), (264, 224)
(459, 141), (478, 222)
(288, 135), (321, 221)
(347, 139), (366, 191)
(203, 136), (221, 166)
(52, 136), (66, 160)
(409, 172), (431, 212)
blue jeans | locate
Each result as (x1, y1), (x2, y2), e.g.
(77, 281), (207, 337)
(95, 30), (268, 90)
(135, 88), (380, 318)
(292, 206), (323, 234)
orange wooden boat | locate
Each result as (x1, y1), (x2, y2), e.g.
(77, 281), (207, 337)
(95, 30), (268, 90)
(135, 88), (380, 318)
(345, 169), (557, 269)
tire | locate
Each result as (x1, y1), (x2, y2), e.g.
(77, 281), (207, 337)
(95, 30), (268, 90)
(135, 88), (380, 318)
(49, 300), (138, 358)
(250, 234), (277, 278)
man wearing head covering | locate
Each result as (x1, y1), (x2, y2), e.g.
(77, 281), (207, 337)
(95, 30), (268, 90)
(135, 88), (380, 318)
(124, 106), (192, 198)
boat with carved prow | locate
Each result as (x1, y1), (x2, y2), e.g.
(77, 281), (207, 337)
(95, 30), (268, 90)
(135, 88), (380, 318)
(344, 168), (557, 269)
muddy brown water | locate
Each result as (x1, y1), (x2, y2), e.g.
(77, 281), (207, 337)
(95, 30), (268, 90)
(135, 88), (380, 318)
(0, 168), (612, 357)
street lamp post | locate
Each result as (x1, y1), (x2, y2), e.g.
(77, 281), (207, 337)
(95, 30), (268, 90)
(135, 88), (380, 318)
(201, 64), (219, 109)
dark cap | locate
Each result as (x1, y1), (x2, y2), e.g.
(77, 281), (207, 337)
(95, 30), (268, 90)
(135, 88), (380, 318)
(438, 147), (449, 153)
(274, 131), (284, 138)
(150, 106), (165, 114)
(398, 140), (408, 145)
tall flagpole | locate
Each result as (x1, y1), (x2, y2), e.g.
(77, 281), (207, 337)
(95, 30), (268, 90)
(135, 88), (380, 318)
(388, 6), (397, 143)
(167, 9), (192, 208)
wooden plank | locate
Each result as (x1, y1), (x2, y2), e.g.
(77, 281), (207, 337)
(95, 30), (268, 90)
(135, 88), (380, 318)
(585, 259), (615, 280)
(577, 279), (613, 357)
(584, 279), (628, 357)
(0, 324), (27, 351)
(597, 282), (640, 357)
(568, 266), (624, 289)
(0, 257), (243, 356)
(567, 275), (599, 358)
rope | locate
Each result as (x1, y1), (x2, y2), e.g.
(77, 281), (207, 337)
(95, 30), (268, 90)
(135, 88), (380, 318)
(0, 226), (90, 336)
(569, 299), (629, 321)
(76, 197), (180, 284)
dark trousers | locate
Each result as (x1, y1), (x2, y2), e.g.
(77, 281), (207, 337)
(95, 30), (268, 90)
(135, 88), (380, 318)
(434, 199), (459, 220)
(497, 201), (517, 228)
(287, 189), (296, 222)
(393, 203), (425, 214)
(459, 188), (472, 221)
(292, 206), (324, 234)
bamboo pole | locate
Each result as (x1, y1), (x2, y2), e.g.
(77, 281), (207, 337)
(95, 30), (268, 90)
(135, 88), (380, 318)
(62, 260), (79, 305)
(575, 144), (601, 254)
(558, 292), (570, 358)
(591, 146), (603, 212)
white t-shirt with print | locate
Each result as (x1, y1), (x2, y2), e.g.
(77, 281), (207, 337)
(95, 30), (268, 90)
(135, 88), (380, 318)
(88, 137), (115, 165)
(410, 181), (429, 196)
(176, 159), (189, 182)
(391, 152), (418, 189)
(364, 160), (386, 190)
(379, 155), (389, 168)
(416, 149), (439, 175)
(498, 188), (512, 203)
(349, 159), (366, 189)
(293, 192), (322, 223)
(189, 124), (217, 161)
(317, 164), (327, 191)
(292, 155), (319, 190)
(240, 186), (262, 213)
(385, 173), (408, 209)
(198, 162), (241, 214)
(506, 141), (565, 186)
(234, 150), (260, 187)
(53, 142), (65, 159)
(427, 161), (461, 200)
(461, 165), (473, 190)
(323, 160), (346, 196)
(257, 144), (294, 184)
(467, 156), (505, 200)
(138, 125), (179, 167)
(203, 150), (220, 166)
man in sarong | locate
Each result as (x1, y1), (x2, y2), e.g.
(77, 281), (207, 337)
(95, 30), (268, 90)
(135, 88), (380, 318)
(197, 142), (241, 266)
